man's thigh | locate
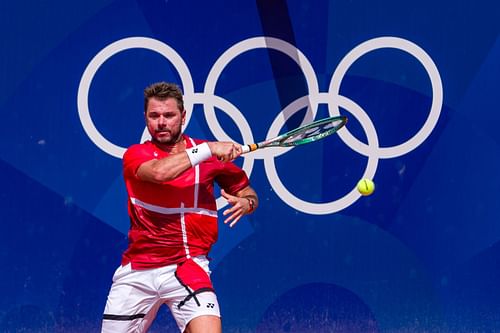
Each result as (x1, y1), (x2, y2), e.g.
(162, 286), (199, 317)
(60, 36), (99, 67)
(101, 264), (163, 333)
(161, 256), (221, 332)
(167, 290), (220, 332)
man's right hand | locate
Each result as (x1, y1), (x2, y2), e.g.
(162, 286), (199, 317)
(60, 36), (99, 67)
(207, 142), (242, 162)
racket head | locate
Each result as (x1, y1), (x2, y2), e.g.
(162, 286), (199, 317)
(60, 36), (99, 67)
(277, 115), (347, 147)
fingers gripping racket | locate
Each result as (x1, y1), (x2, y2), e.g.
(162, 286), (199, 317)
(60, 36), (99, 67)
(241, 115), (348, 154)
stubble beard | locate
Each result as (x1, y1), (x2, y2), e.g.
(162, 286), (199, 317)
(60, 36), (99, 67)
(151, 126), (183, 146)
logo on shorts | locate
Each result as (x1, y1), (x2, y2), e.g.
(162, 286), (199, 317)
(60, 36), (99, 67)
(206, 303), (215, 308)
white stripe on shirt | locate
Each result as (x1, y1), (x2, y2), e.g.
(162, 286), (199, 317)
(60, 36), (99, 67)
(130, 197), (218, 218)
(179, 202), (191, 259)
(188, 137), (200, 208)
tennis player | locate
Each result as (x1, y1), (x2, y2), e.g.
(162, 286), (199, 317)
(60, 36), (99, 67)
(101, 82), (258, 333)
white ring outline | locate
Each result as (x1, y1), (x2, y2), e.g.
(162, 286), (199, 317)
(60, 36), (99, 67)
(190, 93), (256, 209)
(77, 37), (194, 158)
(203, 36), (320, 153)
(329, 37), (443, 159)
(264, 94), (379, 214)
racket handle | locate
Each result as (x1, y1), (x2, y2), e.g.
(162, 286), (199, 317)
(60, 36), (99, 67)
(241, 144), (258, 154)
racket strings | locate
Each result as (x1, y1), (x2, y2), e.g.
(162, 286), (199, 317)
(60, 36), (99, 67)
(281, 119), (343, 144)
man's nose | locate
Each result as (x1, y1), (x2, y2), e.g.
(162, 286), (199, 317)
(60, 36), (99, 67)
(157, 116), (167, 127)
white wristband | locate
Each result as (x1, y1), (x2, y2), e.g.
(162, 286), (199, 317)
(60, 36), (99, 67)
(186, 142), (212, 166)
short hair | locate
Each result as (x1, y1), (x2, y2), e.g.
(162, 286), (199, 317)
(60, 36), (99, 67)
(143, 82), (184, 113)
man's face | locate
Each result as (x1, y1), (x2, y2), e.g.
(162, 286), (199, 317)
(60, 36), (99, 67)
(145, 97), (185, 145)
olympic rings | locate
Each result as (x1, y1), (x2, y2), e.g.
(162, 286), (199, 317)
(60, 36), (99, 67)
(77, 36), (443, 214)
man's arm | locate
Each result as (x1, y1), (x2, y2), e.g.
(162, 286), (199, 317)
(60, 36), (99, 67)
(136, 141), (242, 183)
(136, 151), (192, 183)
(221, 185), (259, 227)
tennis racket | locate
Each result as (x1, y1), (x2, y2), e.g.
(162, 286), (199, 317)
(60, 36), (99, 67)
(241, 115), (348, 154)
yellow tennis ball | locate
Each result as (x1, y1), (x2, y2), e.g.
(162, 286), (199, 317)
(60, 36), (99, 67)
(357, 178), (375, 196)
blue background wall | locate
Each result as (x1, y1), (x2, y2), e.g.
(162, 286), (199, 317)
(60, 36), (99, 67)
(1, 1), (500, 332)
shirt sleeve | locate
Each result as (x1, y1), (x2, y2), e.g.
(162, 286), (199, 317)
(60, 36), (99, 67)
(189, 137), (250, 195)
(214, 161), (250, 195)
(123, 144), (154, 179)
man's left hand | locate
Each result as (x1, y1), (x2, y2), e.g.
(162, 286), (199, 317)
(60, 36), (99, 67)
(221, 189), (254, 227)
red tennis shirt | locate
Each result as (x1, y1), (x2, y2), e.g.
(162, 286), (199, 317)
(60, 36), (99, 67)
(121, 135), (249, 269)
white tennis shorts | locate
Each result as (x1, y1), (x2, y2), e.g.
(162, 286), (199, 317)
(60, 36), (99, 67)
(101, 256), (220, 333)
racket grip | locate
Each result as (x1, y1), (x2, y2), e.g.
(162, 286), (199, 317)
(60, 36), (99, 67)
(241, 144), (258, 154)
